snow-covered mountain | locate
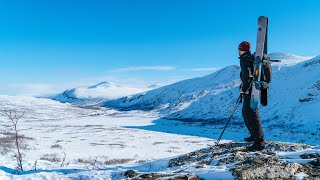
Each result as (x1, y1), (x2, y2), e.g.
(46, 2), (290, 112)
(50, 81), (152, 103)
(103, 53), (320, 144)
(269, 52), (313, 67)
(104, 65), (241, 112)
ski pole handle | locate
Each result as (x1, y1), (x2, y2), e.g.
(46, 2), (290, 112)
(265, 57), (281, 63)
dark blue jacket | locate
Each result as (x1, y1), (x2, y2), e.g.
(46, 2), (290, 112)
(239, 51), (254, 93)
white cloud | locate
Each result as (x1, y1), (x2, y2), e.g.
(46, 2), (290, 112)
(6, 83), (59, 96)
(111, 66), (176, 71)
(183, 67), (221, 71)
(1, 78), (154, 97)
(74, 85), (149, 99)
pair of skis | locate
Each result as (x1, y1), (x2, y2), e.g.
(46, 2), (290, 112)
(251, 16), (281, 108)
(250, 16), (269, 109)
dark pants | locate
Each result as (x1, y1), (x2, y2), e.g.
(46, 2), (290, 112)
(242, 94), (265, 144)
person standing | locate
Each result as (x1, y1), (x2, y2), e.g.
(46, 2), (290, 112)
(238, 41), (265, 151)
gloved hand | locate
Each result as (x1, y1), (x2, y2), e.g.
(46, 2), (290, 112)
(240, 88), (244, 94)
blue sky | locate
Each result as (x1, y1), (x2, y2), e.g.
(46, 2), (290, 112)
(0, 0), (319, 95)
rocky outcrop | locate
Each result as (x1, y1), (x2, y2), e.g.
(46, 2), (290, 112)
(122, 141), (320, 180)
(232, 155), (302, 179)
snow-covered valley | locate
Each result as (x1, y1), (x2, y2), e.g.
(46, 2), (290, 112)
(0, 95), (319, 179)
(0, 95), (224, 179)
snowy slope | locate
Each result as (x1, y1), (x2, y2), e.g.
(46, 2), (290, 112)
(103, 52), (313, 113)
(166, 55), (320, 142)
(103, 53), (320, 144)
(50, 81), (151, 103)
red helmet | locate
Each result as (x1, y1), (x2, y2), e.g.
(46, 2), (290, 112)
(238, 41), (251, 52)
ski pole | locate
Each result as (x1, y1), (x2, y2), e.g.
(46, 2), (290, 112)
(214, 94), (243, 147)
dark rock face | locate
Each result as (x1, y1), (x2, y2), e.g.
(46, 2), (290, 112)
(300, 153), (320, 159)
(124, 170), (138, 178)
(126, 173), (202, 180)
(138, 173), (172, 180)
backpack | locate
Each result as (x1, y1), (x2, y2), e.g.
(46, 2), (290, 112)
(252, 53), (272, 89)
(260, 54), (272, 89)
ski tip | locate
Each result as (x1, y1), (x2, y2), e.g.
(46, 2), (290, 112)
(258, 16), (268, 21)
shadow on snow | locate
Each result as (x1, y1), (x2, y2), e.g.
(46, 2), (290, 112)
(123, 117), (246, 142)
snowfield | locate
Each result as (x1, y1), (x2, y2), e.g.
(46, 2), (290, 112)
(0, 95), (219, 179)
